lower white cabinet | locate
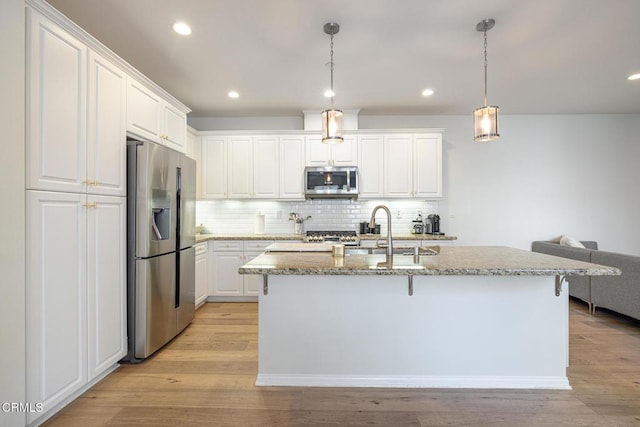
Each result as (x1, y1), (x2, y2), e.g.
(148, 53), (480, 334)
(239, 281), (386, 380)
(26, 191), (126, 423)
(195, 242), (208, 307)
(209, 240), (274, 300)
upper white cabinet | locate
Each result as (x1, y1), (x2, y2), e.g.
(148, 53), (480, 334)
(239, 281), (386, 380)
(202, 135), (280, 199)
(279, 135), (306, 200)
(27, 9), (87, 194)
(359, 133), (443, 199)
(357, 135), (384, 198)
(186, 128), (202, 199)
(201, 136), (227, 198)
(413, 134), (443, 198)
(87, 51), (127, 196)
(27, 10), (126, 197)
(126, 77), (188, 153)
(306, 134), (357, 166)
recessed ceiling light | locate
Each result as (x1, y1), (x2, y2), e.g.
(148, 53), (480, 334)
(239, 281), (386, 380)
(172, 22), (192, 36)
(228, 91), (239, 99)
(628, 73), (640, 81)
(421, 88), (435, 97)
(324, 89), (335, 98)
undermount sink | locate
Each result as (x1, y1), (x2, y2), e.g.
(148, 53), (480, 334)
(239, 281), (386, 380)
(345, 246), (440, 256)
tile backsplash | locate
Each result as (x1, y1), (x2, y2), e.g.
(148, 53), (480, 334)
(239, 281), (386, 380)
(196, 199), (439, 235)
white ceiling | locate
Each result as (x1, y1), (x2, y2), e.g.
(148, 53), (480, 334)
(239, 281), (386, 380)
(47, 0), (640, 117)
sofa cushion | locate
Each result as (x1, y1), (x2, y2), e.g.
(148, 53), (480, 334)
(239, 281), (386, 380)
(560, 235), (586, 248)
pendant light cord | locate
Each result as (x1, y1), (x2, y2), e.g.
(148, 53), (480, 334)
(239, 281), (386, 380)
(483, 28), (488, 107)
(329, 33), (335, 107)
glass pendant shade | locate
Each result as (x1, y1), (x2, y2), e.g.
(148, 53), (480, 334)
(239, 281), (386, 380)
(473, 105), (499, 142)
(321, 108), (344, 144)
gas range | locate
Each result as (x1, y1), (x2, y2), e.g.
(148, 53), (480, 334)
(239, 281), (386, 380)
(303, 230), (360, 245)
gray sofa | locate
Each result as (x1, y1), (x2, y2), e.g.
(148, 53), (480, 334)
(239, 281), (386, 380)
(532, 241), (640, 321)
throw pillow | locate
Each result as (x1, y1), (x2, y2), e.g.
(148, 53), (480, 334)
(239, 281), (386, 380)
(559, 235), (586, 248)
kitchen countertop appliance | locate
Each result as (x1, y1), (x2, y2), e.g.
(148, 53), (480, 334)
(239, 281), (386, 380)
(303, 230), (360, 245)
(426, 214), (442, 235)
(124, 139), (196, 362)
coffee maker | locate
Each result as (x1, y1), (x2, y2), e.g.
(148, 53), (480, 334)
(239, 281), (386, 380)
(426, 214), (441, 235)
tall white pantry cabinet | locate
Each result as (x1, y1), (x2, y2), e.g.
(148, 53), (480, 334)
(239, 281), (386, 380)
(25, 7), (126, 423)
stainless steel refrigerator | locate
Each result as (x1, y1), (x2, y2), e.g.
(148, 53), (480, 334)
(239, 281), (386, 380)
(125, 139), (196, 361)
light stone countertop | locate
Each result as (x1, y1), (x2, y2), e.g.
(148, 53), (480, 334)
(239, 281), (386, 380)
(238, 246), (621, 276)
(195, 233), (457, 243)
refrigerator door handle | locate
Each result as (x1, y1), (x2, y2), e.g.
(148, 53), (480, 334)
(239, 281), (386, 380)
(175, 167), (182, 308)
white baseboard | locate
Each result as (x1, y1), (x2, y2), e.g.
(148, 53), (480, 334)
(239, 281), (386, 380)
(255, 374), (572, 390)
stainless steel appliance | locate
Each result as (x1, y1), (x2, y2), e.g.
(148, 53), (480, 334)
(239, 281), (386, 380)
(124, 139), (196, 362)
(304, 166), (358, 199)
(304, 230), (360, 245)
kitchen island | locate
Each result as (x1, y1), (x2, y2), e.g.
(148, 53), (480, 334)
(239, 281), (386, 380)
(239, 245), (619, 389)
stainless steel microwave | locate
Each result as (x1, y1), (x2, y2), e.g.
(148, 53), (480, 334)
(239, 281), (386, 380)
(304, 166), (359, 199)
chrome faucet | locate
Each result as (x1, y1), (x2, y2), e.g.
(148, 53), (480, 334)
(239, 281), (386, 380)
(369, 205), (393, 256)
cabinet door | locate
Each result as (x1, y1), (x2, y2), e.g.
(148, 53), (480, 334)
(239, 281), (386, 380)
(27, 191), (87, 421)
(253, 136), (279, 198)
(228, 136), (253, 198)
(195, 243), (208, 307)
(306, 135), (330, 166)
(331, 134), (358, 166)
(357, 135), (384, 198)
(27, 10), (87, 193)
(126, 77), (161, 142)
(413, 134), (443, 198)
(201, 136), (227, 198)
(211, 252), (244, 296)
(186, 129), (202, 199)
(243, 252), (262, 296)
(86, 195), (126, 381)
(383, 135), (413, 198)
(279, 136), (305, 199)
(162, 103), (187, 154)
(87, 51), (126, 196)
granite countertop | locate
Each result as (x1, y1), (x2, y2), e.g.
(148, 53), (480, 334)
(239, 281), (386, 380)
(195, 233), (457, 243)
(238, 246), (621, 277)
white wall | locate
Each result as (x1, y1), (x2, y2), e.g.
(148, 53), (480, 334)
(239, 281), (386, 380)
(0, 0), (26, 425)
(188, 115), (303, 131)
(193, 113), (640, 255)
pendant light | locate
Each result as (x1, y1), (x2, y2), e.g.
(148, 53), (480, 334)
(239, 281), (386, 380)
(473, 19), (500, 143)
(321, 22), (344, 144)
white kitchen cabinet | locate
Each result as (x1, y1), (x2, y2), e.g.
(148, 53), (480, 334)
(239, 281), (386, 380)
(201, 136), (227, 198)
(227, 136), (253, 198)
(27, 191), (86, 423)
(279, 135), (306, 200)
(27, 190), (126, 423)
(305, 134), (357, 166)
(86, 195), (126, 381)
(413, 134), (443, 198)
(252, 136), (279, 198)
(87, 50), (127, 196)
(194, 242), (208, 307)
(357, 135), (384, 198)
(27, 10), (127, 197)
(126, 77), (187, 153)
(186, 128), (202, 199)
(208, 240), (274, 300)
(27, 9), (87, 194)
(383, 134), (414, 198)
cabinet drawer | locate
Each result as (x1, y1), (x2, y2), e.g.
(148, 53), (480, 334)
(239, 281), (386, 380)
(195, 242), (207, 256)
(243, 240), (274, 252)
(212, 240), (243, 251)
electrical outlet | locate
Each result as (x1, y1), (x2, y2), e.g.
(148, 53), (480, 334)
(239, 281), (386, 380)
(396, 210), (401, 218)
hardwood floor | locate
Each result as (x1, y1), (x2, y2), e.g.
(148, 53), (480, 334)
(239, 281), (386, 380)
(44, 300), (640, 426)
